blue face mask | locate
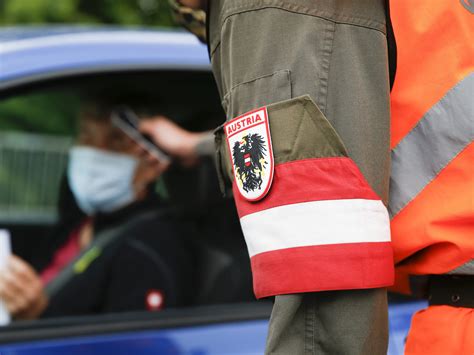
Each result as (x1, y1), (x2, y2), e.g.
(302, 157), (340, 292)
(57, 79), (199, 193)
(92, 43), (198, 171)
(67, 146), (139, 216)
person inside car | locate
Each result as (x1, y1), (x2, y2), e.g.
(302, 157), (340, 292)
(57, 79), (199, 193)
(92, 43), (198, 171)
(0, 100), (192, 319)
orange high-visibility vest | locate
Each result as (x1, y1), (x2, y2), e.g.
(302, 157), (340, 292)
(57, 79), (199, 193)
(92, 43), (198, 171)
(389, 0), (474, 294)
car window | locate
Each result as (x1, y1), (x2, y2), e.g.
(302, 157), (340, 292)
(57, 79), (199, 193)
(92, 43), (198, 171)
(0, 71), (255, 331)
(0, 91), (78, 225)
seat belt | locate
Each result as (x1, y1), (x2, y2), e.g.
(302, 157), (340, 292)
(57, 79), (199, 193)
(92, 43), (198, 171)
(45, 210), (162, 298)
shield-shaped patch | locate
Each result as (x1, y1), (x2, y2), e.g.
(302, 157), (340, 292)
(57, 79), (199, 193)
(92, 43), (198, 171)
(225, 107), (274, 201)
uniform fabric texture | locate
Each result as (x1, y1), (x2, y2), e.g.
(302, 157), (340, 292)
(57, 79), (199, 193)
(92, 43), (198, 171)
(266, 289), (389, 355)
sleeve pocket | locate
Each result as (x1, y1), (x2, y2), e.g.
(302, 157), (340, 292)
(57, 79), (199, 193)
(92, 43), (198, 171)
(214, 94), (350, 196)
(222, 69), (292, 119)
(266, 95), (349, 164)
(214, 69), (293, 195)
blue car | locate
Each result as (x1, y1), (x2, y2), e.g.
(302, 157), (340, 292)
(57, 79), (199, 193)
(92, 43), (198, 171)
(0, 27), (424, 355)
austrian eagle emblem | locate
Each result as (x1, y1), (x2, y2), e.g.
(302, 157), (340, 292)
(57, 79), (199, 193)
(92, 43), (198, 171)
(225, 107), (274, 201)
(232, 133), (267, 193)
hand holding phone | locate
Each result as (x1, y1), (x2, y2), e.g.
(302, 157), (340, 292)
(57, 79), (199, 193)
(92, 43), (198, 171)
(111, 107), (171, 163)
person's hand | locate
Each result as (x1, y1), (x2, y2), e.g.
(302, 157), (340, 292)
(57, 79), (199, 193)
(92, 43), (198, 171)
(133, 152), (171, 199)
(140, 116), (208, 165)
(0, 255), (48, 319)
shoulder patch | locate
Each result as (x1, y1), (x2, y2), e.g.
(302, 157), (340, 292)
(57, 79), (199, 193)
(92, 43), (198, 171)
(225, 107), (274, 201)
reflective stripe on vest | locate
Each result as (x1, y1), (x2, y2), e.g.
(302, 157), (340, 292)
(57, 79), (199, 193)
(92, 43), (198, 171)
(389, 0), (474, 286)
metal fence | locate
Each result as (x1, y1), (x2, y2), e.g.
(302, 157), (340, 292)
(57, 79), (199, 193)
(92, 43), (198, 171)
(0, 131), (72, 225)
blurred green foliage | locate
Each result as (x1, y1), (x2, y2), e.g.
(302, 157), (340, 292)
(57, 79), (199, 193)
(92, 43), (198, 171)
(0, 0), (176, 27)
(0, 0), (178, 135)
(0, 91), (80, 135)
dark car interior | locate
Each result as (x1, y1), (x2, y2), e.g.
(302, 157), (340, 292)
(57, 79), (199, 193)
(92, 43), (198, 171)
(0, 70), (264, 343)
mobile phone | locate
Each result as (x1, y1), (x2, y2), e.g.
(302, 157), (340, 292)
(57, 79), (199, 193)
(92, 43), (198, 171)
(111, 106), (171, 163)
